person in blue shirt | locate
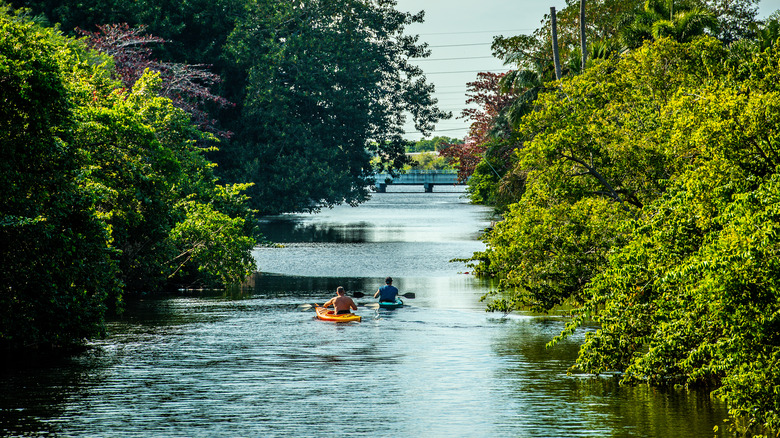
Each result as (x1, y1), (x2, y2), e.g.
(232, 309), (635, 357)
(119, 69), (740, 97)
(374, 277), (399, 303)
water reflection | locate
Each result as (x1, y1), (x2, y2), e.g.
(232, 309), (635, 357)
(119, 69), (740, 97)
(0, 346), (119, 436)
(259, 218), (374, 243)
(490, 317), (728, 437)
(0, 188), (730, 437)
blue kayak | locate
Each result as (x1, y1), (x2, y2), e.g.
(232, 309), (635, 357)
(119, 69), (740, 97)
(378, 298), (403, 309)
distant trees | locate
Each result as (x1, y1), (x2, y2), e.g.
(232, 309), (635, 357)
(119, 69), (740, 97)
(407, 136), (461, 153)
(404, 136), (460, 172)
(405, 153), (454, 171)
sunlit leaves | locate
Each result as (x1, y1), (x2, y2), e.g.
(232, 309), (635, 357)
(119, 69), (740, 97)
(79, 23), (233, 138)
(547, 37), (780, 435)
(0, 11), (119, 349)
(1, 11), (257, 350)
(169, 199), (256, 286)
(478, 196), (629, 313)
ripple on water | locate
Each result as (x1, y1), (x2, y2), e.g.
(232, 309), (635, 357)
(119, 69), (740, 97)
(0, 190), (727, 437)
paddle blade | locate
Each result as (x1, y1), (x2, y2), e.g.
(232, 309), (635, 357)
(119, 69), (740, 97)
(401, 292), (415, 299)
(351, 292), (365, 298)
(363, 303), (380, 309)
(298, 304), (315, 311)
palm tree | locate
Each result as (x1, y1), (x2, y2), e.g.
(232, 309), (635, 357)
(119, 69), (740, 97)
(620, 0), (718, 49)
(495, 66), (548, 131)
(753, 16), (780, 52)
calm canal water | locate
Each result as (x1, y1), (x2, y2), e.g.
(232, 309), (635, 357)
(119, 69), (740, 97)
(1, 186), (728, 437)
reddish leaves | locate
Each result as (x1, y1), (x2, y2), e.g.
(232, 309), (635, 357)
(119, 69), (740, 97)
(79, 23), (233, 137)
(440, 72), (514, 182)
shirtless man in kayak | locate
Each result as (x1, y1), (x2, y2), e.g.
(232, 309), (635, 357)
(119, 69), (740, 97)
(321, 286), (357, 315)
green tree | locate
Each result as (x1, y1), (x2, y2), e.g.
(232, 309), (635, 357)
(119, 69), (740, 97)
(72, 71), (257, 292)
(10, 0), (449, 216)
(620, 0), (721, 49)
(538, 34), (780, 435)
(404, 152), (453, 171)
(407, 136), (461, 153)
(476, 37), (728, 312)
(0, 10), (120, 350)
(221, 0), (449, 215)
(1, 9), (258, 351)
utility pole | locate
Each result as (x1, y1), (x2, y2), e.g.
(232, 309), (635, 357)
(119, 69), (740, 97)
(551, 6), (561, 80)
(580, 0), (587, 72)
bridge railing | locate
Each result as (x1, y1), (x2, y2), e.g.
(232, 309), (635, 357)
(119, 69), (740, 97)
(374, 169), (461, 192)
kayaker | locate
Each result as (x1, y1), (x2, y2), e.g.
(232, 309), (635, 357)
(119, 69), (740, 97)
(374, 277), (399, 302)
(322, 286), (358, 315)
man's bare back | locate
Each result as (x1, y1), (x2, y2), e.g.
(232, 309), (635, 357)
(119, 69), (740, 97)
(322, 286), (357, 314)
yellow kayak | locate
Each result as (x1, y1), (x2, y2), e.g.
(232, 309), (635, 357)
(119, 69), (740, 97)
(315, 306), (361, 323)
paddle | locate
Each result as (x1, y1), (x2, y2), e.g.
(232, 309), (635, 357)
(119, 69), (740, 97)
(298, 302), (380, 311)
(370, 292), (416, 301)
(297, 291), (412, 311)
(297, 291), (365, 310)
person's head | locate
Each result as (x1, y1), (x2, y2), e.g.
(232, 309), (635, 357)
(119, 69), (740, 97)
(385, 277), (392, 285)
(337, 286), (345, 295)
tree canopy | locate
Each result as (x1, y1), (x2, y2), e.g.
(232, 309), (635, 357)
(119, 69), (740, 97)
(445, 0), (780, 434)
(10, 0), (449, 215)
(218, 0), (448, 214)
(2, 0), (449, 347)
(0, 8), (256, 351)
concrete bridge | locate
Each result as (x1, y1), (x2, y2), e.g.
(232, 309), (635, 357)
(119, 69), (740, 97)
(374, 170), (461, 193)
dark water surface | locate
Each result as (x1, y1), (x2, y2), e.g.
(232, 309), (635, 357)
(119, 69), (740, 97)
(1, 186), (727, 437)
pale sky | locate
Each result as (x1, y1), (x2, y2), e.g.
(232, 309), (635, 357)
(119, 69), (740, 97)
(395, 0), (780, 141)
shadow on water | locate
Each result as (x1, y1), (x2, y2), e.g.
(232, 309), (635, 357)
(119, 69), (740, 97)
(0, 346), (117, 436)
(259, 218), (374, 243)
(488, 316), (729, 438)
(0, 189), (732, 437)
(240, 272), (382, 299)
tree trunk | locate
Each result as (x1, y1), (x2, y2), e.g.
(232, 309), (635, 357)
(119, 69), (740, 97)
(551, 7), (562, 80)
(580, 0), (587, 72)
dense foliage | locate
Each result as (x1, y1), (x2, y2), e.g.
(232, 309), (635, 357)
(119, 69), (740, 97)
(404, 152), (453, 171)
(2, 0), (447, 349)
(219, 0), (448, 214)
(450, 0), (780, 434)
(1, 11), (119, 349)
(553, 38), (780, 434)
(0, 10), (256, 351)
(10, 0), (449, 215)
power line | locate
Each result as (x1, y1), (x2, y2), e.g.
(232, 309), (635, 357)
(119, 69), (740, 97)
(414, 55), (495, 62)
(403, 127), (467, 134)
(417, 28), (533, 36)
(428, 42), (492, 48)
(426, 69), (506, 75)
